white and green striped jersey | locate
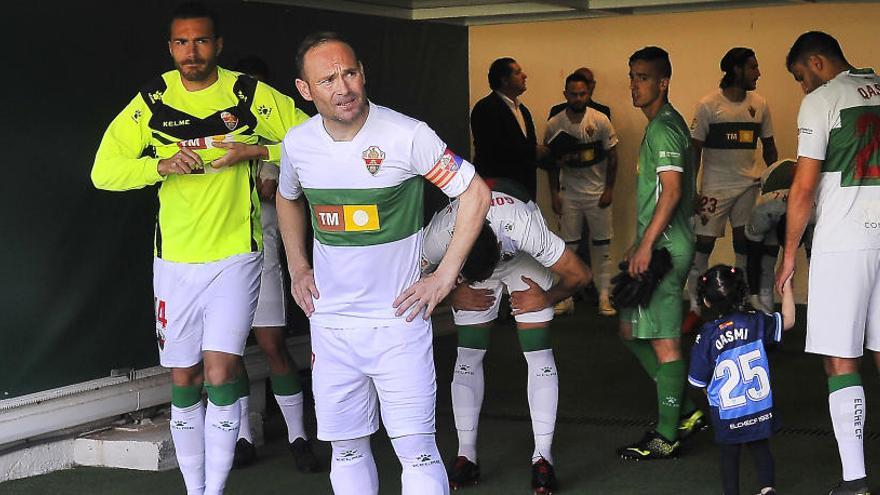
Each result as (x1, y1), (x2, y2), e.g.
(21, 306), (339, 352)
(544, 107), (618, 198)
(796, 68), (880, 253)
(279, 103), (475, 328)
(422, 191), (566, 273)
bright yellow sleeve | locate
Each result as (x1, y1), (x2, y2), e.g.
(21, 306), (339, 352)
(91, 94), (164, 191)
(251, 82), (310, 164)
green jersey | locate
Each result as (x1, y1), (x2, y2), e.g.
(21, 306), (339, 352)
(92, 67), (309, 263)
(635, 102), (695, 253)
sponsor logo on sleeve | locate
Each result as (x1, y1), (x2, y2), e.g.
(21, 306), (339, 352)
(362, 146), (385, 175)
(425, 148), (462, 188)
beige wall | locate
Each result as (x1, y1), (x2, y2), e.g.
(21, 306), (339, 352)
(469, 3), (880, 302)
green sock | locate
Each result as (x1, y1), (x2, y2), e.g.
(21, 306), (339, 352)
(171, 384), (202, 408)
(517, 327), (551, 352)
(623, 339), (698, 415)
(828, 373), (862, 393)
(205, 380), (240, 407)
(656, 360), (686, 441)
(271, 370), (303, 396)
(458, 326), (491, 350)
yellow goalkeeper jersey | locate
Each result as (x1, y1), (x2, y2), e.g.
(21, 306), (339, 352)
(92, 67), (309, 263)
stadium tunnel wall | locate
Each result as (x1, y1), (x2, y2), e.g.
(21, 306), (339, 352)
(1, 1), (468, 399)
(470, 2), (880, 303)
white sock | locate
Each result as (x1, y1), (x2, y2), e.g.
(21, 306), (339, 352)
(330, 437), (379, 495)
(734, 252), (747, 272)
(237, 396), (252, 443)
(171, 402), (206, 495)
(829, 385), (867, 481)
(392, 434), (450, 495)
(590, 242), (613, 294)
(452, 347), (486, 463)
(204, 400), (241, 495)
(759, 254), (777, 309)
(275, 391), (307, 443)
(687, 251), (710, 312)
(524, 349), (558, 465)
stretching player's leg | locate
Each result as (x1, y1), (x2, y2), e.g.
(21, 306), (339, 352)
(825, 357), (868, 488)
(253, 326), (319, 471)
(330, 437), (379, 495)
(719, 443), (742, 495)
(518, 323), (558, 465)
(171, 365), (207, 495)
(686, 236), (715, 317)
(203, 351), (246, 495)
(451, 325), (490, 466)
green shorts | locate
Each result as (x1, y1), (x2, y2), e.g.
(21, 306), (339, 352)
(619, 250), (693, 339)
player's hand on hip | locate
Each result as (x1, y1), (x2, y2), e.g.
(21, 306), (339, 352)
(450, 284), (495, 312)
(157, 148), (202, 176)
(598, 188), (613, 208)
(628, 243), (652, 278)
(510, 276), (550, 316)
(774, 256), (795, 297)
(290, 265), (319, 317)
(212, 142), (266, 168)
(394, 272), (456, 322)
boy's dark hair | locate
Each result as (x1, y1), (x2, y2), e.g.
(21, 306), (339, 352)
(565, 71), (590, 88)
(296, 32), (357, 79)
(170, 2), (221, 37)
(234, 56), (269, 80)
(720, 47), (755, 88)
(786, 31), (846, 69)
(629, 46), (672, 79)
(488, 57), (517, 90)
(697, 264), (749, 317)
(461, 221), (501, 283)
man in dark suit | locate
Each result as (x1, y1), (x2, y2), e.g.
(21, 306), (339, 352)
(548, 67), (611, 120)
(471, 57), (545, 200)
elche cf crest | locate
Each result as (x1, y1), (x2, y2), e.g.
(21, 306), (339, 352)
(362, 146), (385, 175)
(220, 111), (239, 131)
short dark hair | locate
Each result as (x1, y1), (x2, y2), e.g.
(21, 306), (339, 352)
(720, 47), (755, 88)
(629, 46), (672, 79)
(697, 264), (748, 317)
(565, 72), (590, 88)
(296, 32), (358, 79)
(170, 2), (221, 38)
(461, 222), (500, 284)
(488, 57), (517, 90)
(234, 56), (269, 80)
(786, 31), (847, 69)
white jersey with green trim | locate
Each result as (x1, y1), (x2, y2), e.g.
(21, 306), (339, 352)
(422, 191), (565, 273)
(796, 68), (880, 253)
(544, 107), (618, 198)
(279, 103), (475, 328)
(691, 89), (773, 190)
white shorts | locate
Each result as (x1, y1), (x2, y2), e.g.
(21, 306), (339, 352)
(153, 252), (262, 368)
(310, 319), (437, 441)
(452, 252), (555, 326)
(695, 184), (759, 237)
(560, 194), (613, 243)
(253, 200), (286, 328)
(806, 249), (880, 358)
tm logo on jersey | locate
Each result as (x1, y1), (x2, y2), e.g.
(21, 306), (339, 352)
(362, 146), (385, 175)
(314, 205), (380, 232)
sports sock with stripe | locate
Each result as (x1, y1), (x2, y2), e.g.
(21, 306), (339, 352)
(828, 373), (867, 482)
(655, 360), (686, 441)
(452, 326), (489, 463)
(623, 339), (697, 415)
(271, 371), (306, 443)
(171, 384), (205, 495)
(519, 327), (557, 464)
(204, 380), (242, 495)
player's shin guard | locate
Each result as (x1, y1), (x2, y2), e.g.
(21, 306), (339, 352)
(330, 437), (379, 495)
(655, 360), (686, 441)
(271, 371), (306, 442)
(590, 240), (613, 295)
(171, 385), (206, 495)
(519, 328), (558, 464)
(452, 345), (487, 463)
(687, 251), (711, 311)
(828, 374), (867, 482)
(392, 434), (450, 495)
(204, 380), (242, 495)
